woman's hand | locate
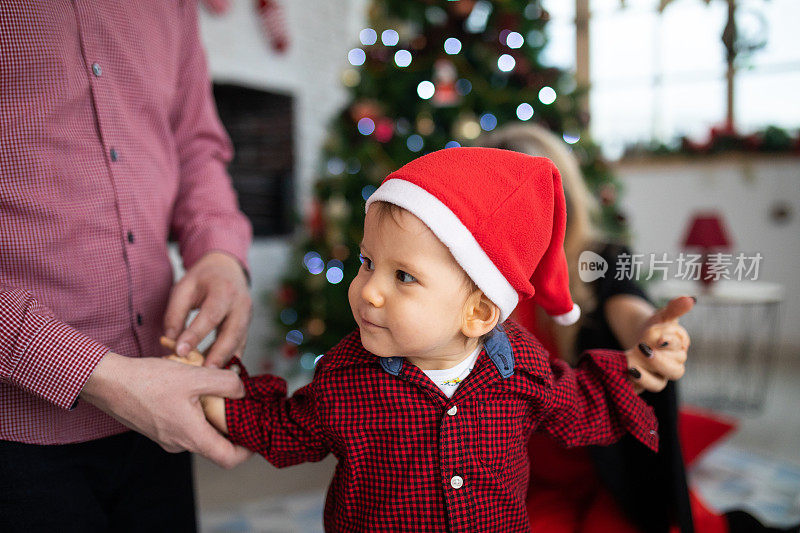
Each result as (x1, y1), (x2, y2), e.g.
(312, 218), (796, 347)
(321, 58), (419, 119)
(626, 296), (694, 394)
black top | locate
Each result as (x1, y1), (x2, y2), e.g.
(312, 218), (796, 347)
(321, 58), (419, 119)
(578, 243), (694, 533)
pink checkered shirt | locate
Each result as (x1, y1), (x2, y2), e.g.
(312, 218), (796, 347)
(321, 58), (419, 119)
(0, 0), (252, 444)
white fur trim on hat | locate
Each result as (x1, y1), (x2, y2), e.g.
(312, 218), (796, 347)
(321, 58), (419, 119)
(366, 178), (519, 322)
(551, 303), (581, 326)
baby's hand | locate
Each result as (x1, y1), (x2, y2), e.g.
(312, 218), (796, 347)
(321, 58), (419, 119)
(161, 337), (230, 434)
(626, 296), (694, 394)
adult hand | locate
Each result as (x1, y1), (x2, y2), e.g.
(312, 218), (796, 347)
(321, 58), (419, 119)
(80, 351), (252, 468)
(163, 251), (251, 368)
(626, 295), (694, 394)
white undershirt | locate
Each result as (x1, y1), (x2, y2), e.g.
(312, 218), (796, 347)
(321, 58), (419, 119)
(420, 345), (482, 398)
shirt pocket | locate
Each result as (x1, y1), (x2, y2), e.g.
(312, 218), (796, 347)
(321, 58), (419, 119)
(478, 399), (529, 469)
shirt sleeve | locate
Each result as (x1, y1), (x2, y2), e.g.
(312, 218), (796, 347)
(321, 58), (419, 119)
(225, 364), (330, 468)
(536, 348), (659, 452)
(168, 0), (252, 272)
(0, 286), (109, 410)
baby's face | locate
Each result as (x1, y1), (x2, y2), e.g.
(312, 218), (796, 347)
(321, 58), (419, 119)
(348, 207), (474, 368)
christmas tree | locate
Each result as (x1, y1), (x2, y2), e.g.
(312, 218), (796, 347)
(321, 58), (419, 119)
(270, 0), (627, 375)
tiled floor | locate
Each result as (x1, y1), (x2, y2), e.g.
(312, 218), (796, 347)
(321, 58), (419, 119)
(195, 349), (800, 531)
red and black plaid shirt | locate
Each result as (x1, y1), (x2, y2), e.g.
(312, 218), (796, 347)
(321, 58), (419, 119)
(0, 1), (251, 444)
(227, 321), (657, 532)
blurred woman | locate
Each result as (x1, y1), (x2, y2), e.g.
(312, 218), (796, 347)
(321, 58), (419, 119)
(480, 124), (699, 533)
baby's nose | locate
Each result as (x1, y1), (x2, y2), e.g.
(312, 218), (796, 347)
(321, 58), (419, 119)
(361, 277), (385, 307)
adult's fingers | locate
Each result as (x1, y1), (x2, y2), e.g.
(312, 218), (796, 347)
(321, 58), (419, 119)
(643, 354), (686, 381)
(204, 297), (252, 368)
(175, 288), (233, 356)
(630, 366), (669, 393)
(163, 280), (198, 341)
(651, 295), (695, 324)
(192, 418), (251, 469)
(193, 367), (245, 399)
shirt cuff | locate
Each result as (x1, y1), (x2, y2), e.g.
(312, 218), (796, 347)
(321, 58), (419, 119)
(579, 349), (659, 452)
(224, 363), (287, 451)
(11, 318), (109, 410)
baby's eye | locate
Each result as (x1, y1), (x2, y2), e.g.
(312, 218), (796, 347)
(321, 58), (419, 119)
(396, 270), (417, 283)
(359, 254), (374, 270)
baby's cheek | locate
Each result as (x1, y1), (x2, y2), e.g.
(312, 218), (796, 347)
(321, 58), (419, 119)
(347, 276), (361, 309)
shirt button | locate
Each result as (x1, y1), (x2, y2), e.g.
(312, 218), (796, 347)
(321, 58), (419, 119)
(450, 475), (464, 489)
(92, 63), (102, 76)
(110, 148), (119, 162)
(127, 231), (135, 244)
(136, 313), (143, 326)
(447, 405), (458, 416)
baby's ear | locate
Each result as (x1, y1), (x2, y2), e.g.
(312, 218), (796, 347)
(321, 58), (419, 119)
(461, 290), (501, 339)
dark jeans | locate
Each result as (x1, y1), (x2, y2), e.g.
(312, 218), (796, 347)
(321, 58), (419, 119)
(0, 431), (196, 532)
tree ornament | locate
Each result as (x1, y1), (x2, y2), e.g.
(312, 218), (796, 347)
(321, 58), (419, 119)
(350, 100), (382, 123)
(326, 195), (350, 222)
(432, 59), (460, 107)
(308, 199), (325, 239)
(375, 117), (395, 143)
(307, 318), (326, 337)
(277, 285), (296, 305)
(448, 0), (478, 18)
(331, 244), (351, 261)
(416, 112), (435, 136)
(453, 113), (481, 140)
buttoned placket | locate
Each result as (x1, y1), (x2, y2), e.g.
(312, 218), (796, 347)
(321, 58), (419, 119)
(377, 333), (517, 531)
(73, 3), (143, 354)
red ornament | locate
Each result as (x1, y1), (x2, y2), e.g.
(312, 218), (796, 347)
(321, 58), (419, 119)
(433, 59), (460, 107)
(375, 118), (395, 143)
(447, 0), (477, 18)
(277, 285), (296, 305)
(349, 100), (382, 123)
(308, 199), (324, 239)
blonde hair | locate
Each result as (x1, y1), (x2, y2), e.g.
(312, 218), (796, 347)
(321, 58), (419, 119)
(477, 124), (602, 361)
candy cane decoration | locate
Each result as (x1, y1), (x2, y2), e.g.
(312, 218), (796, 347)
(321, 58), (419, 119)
(200, 0), (231, 15)
(256, 0), (289, 53)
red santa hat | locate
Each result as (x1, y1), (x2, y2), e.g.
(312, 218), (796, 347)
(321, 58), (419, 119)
(365, 147), (580, 325)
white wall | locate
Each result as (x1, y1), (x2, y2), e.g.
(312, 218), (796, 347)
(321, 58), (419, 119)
(615, 154), (800, 345)
(195, 1), (367, 364)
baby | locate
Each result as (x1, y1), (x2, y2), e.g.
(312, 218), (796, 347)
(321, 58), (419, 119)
(170, 148), (689, 532)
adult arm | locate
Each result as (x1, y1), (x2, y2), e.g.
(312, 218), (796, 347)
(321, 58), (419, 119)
(0, 286), (107, 410)
(162, 0), (253, 368)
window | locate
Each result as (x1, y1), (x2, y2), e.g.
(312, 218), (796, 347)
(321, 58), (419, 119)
(542, 0), (800, 158)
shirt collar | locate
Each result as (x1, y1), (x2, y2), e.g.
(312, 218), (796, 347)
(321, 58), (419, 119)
(379, 327), (515, 377)
(318, 321), (551, 383)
